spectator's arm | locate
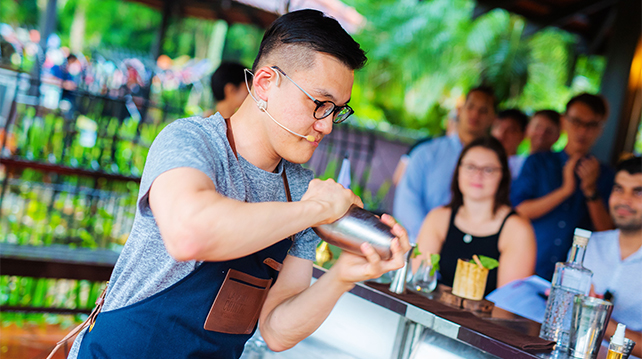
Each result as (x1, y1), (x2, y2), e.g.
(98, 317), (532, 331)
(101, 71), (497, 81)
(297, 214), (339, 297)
(514, 154), (581, 220)
(585, 198), (614, 231)
(496, 214), (536, 287)
(393, 152), (429, 241)
(412, 207), (449, 273)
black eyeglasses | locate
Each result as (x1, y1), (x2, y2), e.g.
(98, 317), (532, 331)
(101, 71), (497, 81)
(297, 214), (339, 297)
(271, 66), (354, 124)
(566, 116), (604, 130)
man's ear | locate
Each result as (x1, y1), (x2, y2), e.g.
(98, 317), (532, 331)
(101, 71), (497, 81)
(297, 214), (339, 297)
(252, 67), (279, 102)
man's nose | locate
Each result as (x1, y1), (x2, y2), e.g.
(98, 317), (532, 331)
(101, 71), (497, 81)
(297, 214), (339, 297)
(313, 116), (333, 136)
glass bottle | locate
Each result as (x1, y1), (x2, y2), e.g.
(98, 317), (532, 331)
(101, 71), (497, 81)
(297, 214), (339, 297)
(540, 228), (594, 349)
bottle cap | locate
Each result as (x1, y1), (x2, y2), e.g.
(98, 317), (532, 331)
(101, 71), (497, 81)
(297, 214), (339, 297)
(573, 228), (592, 246)
(612, 323), (626, 346)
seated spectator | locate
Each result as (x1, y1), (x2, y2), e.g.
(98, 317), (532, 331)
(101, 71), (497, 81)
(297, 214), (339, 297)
(206, 61), (248, 118)
(491, 109), (529, 179)
(511, 93), (615, 281)
(583, 156), (641, 358)
(414, 137), (536, 296)
(394, 86), (496, 241)
(526, 110), (561, 153)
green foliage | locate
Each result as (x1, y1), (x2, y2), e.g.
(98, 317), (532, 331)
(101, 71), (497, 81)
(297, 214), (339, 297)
(429, 253), (441, 276)
(0, 0), (38, 26)
(477, 255), (499, 270)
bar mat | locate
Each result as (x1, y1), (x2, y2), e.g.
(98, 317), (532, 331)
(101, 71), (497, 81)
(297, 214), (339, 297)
(365, 282), (555, 351)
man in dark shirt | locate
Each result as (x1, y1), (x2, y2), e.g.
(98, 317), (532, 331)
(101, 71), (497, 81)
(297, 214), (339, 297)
(511, 93), (614, 280)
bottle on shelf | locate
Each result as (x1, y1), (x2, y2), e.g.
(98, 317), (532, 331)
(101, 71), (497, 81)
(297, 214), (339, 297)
(539, 228), (594, 349)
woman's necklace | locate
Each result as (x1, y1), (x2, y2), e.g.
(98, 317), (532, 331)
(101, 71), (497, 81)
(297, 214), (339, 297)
(463, 234), (473, 244)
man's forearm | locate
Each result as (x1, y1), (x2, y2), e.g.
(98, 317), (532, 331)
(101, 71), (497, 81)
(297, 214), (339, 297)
(259, 268), (354, 352)
(516, 187), (572, 220)
(585, 199), (614, 231)
(163, 191), (326, 262)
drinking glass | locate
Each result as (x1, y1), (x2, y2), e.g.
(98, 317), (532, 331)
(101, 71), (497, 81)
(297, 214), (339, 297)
(410, 259), (438, 293)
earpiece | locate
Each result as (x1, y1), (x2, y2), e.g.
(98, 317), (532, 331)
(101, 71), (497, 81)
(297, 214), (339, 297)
(273, 69), (281, 86)
(257, 99), (268, 112)
(243, 68), (314, 143)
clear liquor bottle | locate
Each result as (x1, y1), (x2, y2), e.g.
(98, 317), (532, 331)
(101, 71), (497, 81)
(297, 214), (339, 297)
(539, 228), (593, 349)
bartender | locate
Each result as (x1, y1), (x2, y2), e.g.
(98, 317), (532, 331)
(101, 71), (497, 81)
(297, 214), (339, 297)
(66, 9), (411, 359)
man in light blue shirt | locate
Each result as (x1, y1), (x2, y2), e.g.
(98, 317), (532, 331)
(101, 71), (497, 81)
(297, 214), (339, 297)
(393, 87), (497, 241)
(583, 156), (641, 358)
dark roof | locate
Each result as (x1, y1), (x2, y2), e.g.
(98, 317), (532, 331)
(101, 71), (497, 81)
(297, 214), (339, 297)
(128, 0), (279, 28)
(473, 0), (622, 55)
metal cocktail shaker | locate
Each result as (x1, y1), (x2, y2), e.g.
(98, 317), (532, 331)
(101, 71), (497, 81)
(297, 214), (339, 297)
(313, 205), (395, 260)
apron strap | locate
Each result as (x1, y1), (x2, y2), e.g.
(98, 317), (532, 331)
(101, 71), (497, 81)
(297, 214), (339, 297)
(46, 282), (109, 359)
(224, 118), (295, 236)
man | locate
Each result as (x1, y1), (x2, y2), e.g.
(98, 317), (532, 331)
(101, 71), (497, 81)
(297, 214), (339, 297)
(50, 54), (80, 118)
(511, 93), (614, 280)
(393, 86), (496, 241)
(67, 10), (410, 359)
(207, 61), (249, 118)
(491, 108), (528, 179)
(583, 156), (641, 358)
(526, 109), (561, 154)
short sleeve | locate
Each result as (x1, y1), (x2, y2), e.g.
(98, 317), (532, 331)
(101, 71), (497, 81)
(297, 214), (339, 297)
(288, 228), (320, 261)
(510, 154), (538, 206)
(137, 119), (220, 217)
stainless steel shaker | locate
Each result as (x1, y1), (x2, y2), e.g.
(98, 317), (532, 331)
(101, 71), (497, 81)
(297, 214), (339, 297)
(313, 205), (395, 260)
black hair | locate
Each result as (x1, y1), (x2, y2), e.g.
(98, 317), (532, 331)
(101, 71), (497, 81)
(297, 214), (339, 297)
(252, 10), (367, 72)
(497, 109), (529, 133)
(616, 156), (642, 175)
(566, 93), (608, 118)
(533, 109), (561, 127)
(210, 62), (247, 101)
(448, 136), (511, 214)
(67, 54), (77, 62)
(465, 85), (497, 111)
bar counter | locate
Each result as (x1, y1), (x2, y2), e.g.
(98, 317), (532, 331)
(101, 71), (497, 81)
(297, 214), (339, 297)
(262, 266), (610, 359)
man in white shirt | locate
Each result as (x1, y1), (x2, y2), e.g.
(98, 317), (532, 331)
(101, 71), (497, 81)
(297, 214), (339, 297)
(584, 156), (641, 358)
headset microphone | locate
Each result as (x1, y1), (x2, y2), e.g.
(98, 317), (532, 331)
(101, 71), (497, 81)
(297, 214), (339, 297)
(244, 69), (315, 143)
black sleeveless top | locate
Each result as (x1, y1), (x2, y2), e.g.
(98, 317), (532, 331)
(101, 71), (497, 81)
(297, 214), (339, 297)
(438, 206), (516, 296)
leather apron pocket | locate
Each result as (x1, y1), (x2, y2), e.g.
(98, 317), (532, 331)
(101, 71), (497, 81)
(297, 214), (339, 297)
(204, 269), (272, 334)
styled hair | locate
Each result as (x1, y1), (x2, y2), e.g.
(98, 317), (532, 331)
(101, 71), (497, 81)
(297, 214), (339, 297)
(210, 62), (247, 101)
(497, 109), (529, 133)
(566, 93), (608, 118)
(465, 85), (497, 110)
(448, 136), (511, 214)
(616, 156), (641, 175)
(533, 109), (561, 127)
(252, 10), (367, 72)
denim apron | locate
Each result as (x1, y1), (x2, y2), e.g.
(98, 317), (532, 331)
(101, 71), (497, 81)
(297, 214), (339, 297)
(77, 119), (294, 358)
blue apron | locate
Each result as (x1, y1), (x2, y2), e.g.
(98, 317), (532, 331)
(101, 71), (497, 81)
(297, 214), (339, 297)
(78, 119), (295, 358)
(77, 238), (292, 359)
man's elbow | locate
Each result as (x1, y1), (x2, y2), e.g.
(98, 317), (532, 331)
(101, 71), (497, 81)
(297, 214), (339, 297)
(163, 220), (212, 261)
(262, 333), (295, 352)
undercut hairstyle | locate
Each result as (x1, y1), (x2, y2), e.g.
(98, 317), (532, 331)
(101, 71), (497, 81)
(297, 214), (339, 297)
(210, 62), (247, 101)
(566, 93), (608, 118)
(448, 136), (511, 215)
(465, 85), (497, 111)
(616, 156), (641, 175)
(533, 109), (561, 127)
(252, 10), (367, 73)
(497, 109), (529, 133)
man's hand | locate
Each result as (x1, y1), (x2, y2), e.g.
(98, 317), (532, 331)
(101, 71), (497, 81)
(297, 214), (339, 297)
(329, 214), (412, 285)
(561, 154), (581, 195)
(301, 178), (363, 226)
(576, 156), (600, 197)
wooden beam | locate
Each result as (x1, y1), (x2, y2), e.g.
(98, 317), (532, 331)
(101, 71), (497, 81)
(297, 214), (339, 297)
(522, 0), (618, 37)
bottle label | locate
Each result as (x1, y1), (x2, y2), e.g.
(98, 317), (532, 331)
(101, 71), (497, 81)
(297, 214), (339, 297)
(560, 270), (591, 293)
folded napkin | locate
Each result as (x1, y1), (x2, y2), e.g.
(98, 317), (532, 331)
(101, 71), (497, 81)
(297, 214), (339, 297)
(365, 282), (555, 351)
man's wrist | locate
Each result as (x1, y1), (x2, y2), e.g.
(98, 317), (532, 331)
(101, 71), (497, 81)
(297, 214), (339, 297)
(584, 190), (600, 202)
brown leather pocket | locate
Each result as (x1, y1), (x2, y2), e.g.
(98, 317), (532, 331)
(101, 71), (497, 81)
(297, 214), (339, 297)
(204, 269), (272, 334)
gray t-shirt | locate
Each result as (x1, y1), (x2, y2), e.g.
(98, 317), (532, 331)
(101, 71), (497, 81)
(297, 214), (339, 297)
(69, 114), (319, 358)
